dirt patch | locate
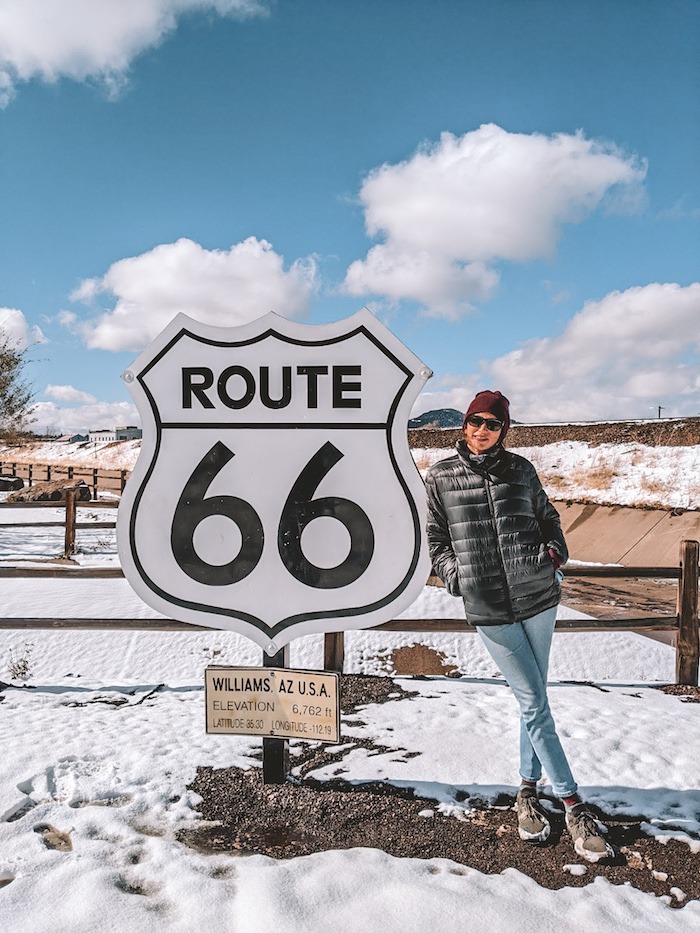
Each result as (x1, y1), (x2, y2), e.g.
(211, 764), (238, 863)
(339, 672), (419, 710)
(7, 479), (91, 502)
(391, 644), (459, 676)
(657, 685), (700, 703)
(179, 675), (699, 907)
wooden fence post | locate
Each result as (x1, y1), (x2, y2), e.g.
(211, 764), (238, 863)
(324, 632), (345, 673)
(92, 467), (98, 500)
(676, 539), (699, 686)
(64, 490), (77, 558)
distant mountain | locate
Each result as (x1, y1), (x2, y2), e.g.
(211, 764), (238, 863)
(408, 408), (463, 429)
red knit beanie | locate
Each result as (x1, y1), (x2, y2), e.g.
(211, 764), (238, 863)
(464, 390), (510, 439)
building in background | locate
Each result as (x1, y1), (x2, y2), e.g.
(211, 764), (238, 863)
(115, 426), (142, 440)
(87, 426), (142, 443)
(88, 429), (116, 443)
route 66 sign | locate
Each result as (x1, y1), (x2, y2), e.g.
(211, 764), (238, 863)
(117, 309), (432, 654)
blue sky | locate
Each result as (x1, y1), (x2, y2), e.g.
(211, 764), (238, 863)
(1, 0), (698, 433)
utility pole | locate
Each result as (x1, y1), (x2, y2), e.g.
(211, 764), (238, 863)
(657, 405), (664, 418)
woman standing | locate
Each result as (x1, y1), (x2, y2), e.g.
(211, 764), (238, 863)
(425, 389), (614, 862)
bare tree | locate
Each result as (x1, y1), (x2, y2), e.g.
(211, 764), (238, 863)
(0, 331), (35, 439)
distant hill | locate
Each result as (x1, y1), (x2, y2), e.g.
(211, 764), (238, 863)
(408, 408), (463, 429)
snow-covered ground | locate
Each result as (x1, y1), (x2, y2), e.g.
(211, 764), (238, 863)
(414, 442), (700, 510)
(3, 437), (700, 510)
(1, 440), (699, 931)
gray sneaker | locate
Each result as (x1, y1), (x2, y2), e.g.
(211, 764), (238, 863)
(565, 803), (616, 862)
(516, 787), (551, 843)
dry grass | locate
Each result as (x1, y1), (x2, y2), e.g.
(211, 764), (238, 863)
(570, 464), (617, 490)
(7, 641), (33, 680)
(412, 450), (434, 472)
(539, 471), (569, 494)
(412, 449), (450, 472)
(639, 474), (674, 497)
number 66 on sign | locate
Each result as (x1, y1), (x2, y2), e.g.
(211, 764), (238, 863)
(117, 309), (432, 653)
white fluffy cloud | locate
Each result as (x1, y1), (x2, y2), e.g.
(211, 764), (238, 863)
(0, 307), (46, 348)
(44, 384), (97, 404)
(345, 125), (647, 319)
(30, 398), (139, 436)
(416, 283), (700, 422)
(411, 373), (482, 421)
(68, 237), (318, 351)
(0, 0), (267, 106)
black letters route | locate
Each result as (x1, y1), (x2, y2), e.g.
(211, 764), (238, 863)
(181, 364), (362, 410)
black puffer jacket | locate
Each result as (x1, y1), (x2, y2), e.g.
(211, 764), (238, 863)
(425, 440), (568, 626)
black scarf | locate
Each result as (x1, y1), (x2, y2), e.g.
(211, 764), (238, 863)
(456, 438), (512, 480)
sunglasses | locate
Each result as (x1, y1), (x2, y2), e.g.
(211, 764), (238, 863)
(466, 415), (503, 432)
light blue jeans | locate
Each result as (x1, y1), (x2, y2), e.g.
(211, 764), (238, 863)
(476, 606), (578, 798)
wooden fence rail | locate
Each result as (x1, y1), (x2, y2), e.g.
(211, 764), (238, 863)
(0, 460), (128, 496)
(0, 491), (118, 557)
(326, 539), (699, 685)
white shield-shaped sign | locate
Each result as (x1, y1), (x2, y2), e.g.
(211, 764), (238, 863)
(117, 309), (432, 653)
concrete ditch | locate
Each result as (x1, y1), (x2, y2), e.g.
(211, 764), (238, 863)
(556, 501), (700, 567)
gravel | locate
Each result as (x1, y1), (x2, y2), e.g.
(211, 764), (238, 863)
(180, 675), (700, 909)
(410, 418), (700, 450)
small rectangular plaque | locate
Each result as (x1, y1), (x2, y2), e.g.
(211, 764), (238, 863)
(205, 666), (340, 744)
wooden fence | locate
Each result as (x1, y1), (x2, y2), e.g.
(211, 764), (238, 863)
(0, 492), (117, 558)
(0, 460), (128, 496)
(0, 492), (697, 685)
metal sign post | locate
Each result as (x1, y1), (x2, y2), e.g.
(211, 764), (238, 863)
(262, 645), (289, 785)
